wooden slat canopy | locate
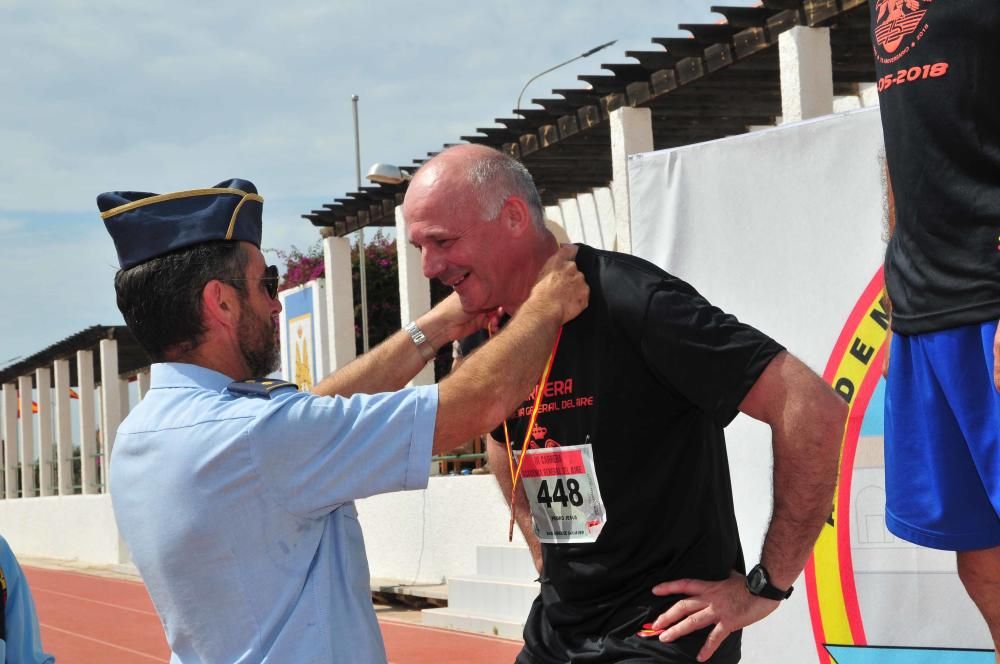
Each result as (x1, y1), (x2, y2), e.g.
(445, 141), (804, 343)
(303, 0), (873, 237)
(0, 326), (150, 388)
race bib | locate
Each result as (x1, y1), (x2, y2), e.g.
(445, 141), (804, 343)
(520, 443), (607, 543)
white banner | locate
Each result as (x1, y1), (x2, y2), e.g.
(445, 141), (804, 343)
(628, 107), (992, 663)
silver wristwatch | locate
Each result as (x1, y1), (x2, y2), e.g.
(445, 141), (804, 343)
(404, 321), (436, 362)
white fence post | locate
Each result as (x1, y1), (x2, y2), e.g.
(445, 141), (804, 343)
(575, 192), (608, 251)
(54, 359), (74, 495)
(119, 376), (130, 421)
(592, 187), (617, 253)
(17, 376), (35, 498)
(558, 198), (584, 244)
(610, 107), (654, 255)
(322, 235), (359, 371)
(779, 26), (834, 123)
(78, 350), (98, 495)
(544, 204), (564, 229)
(395, 207), (434, 387)
(99, 339), (121, 490)
(36, 368), (53, 496)
(2, 383), (17, 498)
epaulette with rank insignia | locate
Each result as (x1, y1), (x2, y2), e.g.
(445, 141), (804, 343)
(227, 378), (298, 399)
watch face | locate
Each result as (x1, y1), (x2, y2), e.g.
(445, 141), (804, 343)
(747, 567), (766, 593)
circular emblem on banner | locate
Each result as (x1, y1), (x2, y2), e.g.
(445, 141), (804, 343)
(804, 269), (888, 662)
(803, 270), (997, 664)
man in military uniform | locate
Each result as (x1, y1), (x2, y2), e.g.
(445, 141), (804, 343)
(100, 178), (588, 663)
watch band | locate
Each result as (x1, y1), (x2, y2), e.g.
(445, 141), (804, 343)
(746, 564), (793, 601)
(404, 321), (437, 362)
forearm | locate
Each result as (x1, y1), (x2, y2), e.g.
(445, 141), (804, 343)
(739, 353), (847, 590)
(311, 330), (427, 398)
(761, 386), (845, 589)
(433, 297), (562, 453)
(311, 307), (460, 398)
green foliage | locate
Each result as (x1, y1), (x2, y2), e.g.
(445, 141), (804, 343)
(351, 231), (400, 353)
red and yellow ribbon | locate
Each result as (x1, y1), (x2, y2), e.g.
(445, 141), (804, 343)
(491, 324), (564, 540)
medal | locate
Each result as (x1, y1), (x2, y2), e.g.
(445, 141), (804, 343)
(492, 325), (563, 541)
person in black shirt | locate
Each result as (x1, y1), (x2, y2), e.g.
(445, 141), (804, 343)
(402, 144), (846, 663)
(872, 0), (1000, 653)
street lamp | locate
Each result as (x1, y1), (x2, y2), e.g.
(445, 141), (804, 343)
(514, 39), (617, 112)
(366, 163), (412, 186)
(351, 94), (370, 353)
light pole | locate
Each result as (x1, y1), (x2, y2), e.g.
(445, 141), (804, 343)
(351, 94), (370, 353)
(515, 40), (617, 113)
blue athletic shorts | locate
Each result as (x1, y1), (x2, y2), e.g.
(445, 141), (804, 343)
(885, 320), (1000, 551)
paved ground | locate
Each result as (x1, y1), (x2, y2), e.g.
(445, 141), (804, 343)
(24, 562), (523, 663)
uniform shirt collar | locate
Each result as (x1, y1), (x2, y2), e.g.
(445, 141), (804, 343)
(150, 362), (235, 392)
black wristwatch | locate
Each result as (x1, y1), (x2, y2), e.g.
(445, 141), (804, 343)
(746, 564), (793, 601)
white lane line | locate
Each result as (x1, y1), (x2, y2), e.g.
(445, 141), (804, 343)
(40, 623), (168, 662)
(34, 587), (160, 617)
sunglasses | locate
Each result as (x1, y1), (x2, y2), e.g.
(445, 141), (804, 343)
(223, 265), (280, 299)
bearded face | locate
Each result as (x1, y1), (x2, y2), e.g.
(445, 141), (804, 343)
(237, 296), (280, 378)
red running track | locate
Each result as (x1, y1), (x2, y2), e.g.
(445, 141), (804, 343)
(25, 566), (522, 663)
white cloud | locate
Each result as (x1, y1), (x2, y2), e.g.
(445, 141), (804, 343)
(0, 217), (26, 235)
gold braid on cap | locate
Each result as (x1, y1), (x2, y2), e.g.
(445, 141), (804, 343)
(99, 187), (264, 221)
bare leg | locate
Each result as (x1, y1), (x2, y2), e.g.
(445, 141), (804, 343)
(956, 546), (1000, 661)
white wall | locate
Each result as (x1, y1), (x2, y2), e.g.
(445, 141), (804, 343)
(357, 475), (525, 585)
(0, 494), (125, 564)
(0, 477), (516, 583)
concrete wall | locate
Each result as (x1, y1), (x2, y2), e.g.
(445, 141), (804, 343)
(357, 474), (525, 585)
(0, 475), (516, 581)
(0, 494), (125, 564)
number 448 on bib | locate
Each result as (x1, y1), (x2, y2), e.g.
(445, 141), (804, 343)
(520, 444), (608, 544)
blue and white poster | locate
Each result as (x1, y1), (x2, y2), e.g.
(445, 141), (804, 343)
(278, 280), (327, 390)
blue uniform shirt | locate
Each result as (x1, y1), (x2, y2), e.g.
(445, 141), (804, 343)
(110, 363), (437, 663)
(0, 535), (54, 664)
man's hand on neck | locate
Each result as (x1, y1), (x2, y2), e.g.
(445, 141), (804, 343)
(503, 231), (565, 316)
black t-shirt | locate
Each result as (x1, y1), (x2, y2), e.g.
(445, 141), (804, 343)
(871, 0), (1000, 334)
(470, 245), (784, 662)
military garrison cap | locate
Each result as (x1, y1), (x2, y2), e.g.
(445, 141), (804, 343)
(99, 178), (264, 269)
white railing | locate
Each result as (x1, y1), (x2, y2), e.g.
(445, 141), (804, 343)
(0, 340), (135, 501)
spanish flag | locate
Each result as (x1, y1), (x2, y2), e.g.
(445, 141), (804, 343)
(16, 399), (38, 418)
(16, 388), (80, 418)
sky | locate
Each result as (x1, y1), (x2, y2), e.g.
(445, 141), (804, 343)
(0, 0), (755, 367)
